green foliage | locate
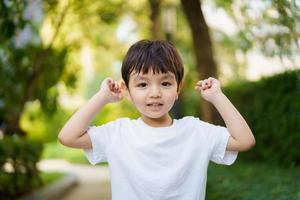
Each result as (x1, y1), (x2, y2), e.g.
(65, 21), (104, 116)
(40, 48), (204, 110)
(40, 171), (66, 185)
(0, 45), (68, 111)
(0, 0), (28, 42)
(0, 0), (77, 136)
(223, 69), (300, 167)
(207, 161), (300, 199)
(180, 69), (201, 117)
(215, 0), (300, 59)
(0, 136), (44, 199)
(21, 103), (74, 142)
(42, 141), (89, 164)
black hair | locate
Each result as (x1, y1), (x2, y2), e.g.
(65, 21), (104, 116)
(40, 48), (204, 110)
(121, 40), (184, 88)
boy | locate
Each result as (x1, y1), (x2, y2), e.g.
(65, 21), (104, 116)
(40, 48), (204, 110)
(58, 40), (256, 200)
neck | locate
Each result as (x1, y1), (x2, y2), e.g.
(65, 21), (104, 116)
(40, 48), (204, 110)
(141, 114), (173, 127)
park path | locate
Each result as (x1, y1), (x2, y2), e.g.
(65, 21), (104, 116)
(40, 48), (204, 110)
(38, 159), (111, 200)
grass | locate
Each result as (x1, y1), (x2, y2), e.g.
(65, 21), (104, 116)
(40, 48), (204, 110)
(206, 160), (300, 200)
(41, 171), (66, 185)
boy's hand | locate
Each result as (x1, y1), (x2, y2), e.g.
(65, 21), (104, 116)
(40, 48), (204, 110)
(195, 77), (223, 103)
(100, 77), (123, 103)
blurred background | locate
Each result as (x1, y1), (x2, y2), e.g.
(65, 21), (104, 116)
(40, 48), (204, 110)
(0, 0), (299, 199)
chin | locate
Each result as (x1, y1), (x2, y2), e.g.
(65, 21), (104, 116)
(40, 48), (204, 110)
(142, 112), (169, 119)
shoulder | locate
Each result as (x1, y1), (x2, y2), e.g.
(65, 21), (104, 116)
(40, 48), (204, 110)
(177, 116), (203, 125)
(175, 116), (201, 131)
(88, 117), (135, 140)
(104, 117), (133, 127)
(90, 117), (133, 130)
(113, 117), (132, 123)
(177, 116), (221, 130)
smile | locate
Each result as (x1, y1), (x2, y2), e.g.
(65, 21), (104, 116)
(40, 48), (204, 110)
(147, 103), (163, 106)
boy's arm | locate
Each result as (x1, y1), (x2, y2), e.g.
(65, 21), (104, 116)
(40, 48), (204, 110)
(195, 77), (256, 152)
(58, 78), (122, 149)
(211, 92), (256, 152)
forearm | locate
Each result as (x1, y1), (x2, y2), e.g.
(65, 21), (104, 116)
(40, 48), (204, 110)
(58, 91), (108, 142)
(212, 92), (255, 147)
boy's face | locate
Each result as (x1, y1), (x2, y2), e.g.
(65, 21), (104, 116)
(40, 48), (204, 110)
(126, 70), (180, 122)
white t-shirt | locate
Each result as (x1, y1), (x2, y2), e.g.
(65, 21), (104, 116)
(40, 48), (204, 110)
(84, 116), (238, 200)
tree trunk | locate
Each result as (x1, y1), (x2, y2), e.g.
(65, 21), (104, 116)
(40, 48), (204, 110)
(181, 0), (218, 122)
(149, 0), (162, 39)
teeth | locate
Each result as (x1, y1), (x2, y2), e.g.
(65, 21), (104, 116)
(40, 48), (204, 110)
(148, 103), (162, 106)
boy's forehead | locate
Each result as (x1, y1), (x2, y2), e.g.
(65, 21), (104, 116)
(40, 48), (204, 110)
(130, 71), (176, 80)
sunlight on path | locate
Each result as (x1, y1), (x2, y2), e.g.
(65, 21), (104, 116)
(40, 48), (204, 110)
(38, 159), (111, 200)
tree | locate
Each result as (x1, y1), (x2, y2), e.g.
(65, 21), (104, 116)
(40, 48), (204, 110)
(215, 0), (300, 59)
(148, 0), (163, 39)
(180, 0), (218, 122)
(0, 0), (130, 137)
(0, 0), (73, 136)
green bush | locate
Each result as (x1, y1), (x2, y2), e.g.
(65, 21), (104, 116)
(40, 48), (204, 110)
(207, 161), (300, 199)
(0, 136), (44, 199)
(223, 69), (300, 167)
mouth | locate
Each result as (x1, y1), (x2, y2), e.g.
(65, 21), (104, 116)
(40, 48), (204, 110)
(146, 103), (163, 106)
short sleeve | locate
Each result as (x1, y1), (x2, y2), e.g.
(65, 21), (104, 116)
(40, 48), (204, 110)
(83, 119), (122, 165)
(209, 125), (238, 165)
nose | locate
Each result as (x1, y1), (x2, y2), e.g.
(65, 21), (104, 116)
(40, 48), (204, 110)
(149, 85), (161, 98)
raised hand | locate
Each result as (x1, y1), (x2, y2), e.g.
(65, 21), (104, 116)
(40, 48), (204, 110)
(195, 77), (222, 102)
(100, 77), (123, 103)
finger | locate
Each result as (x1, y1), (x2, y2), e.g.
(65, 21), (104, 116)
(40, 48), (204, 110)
(105, 78), (112, 89)
(108, 81), (114, 91)
(201, 80), (208, 89)
(196, 81), (203, 87)
(107, 78), (113, 85)
(208, 77), (214, 85)
(205, 79), (210, 85)
(204, 79), (212, 88)
(112, 84), (118, 93)
(109, 80), (117, 91)
(117, 85), (122, 93)
(114, 83), (122, 93)
(114, 84), (121, 93)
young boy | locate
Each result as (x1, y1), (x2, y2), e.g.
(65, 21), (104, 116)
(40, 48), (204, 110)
(58, 40), (255, 200)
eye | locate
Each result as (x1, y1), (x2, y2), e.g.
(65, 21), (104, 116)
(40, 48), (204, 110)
(162, 82), (172, 87)
(137, 83), (147, 88)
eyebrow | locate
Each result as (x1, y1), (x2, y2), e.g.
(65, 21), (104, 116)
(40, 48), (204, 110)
(133, 74), (175, 81)
(133, 76), (148, 81)
(160, 74), (175, 80)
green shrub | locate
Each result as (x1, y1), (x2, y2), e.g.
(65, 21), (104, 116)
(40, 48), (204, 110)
(207, 161), (300, 199)
(223, 69), (300, 167)
(0, 136), (44, 199)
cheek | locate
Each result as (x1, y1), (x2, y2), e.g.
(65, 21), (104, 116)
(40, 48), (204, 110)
(170, 89), (179, 98)
(129, 91), (145, 104)
(165, 91), (179, 103)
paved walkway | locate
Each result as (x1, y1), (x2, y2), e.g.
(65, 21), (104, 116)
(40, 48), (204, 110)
(38, 159), (111, 200)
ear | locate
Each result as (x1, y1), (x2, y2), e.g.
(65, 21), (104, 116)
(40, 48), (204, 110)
(120, 80), (132, 102)
(176, 81), (183, 100)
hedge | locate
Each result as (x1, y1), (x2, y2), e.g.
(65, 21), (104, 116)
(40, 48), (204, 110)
(0, 136), (44, 199)
(222, 69), (300, 167)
